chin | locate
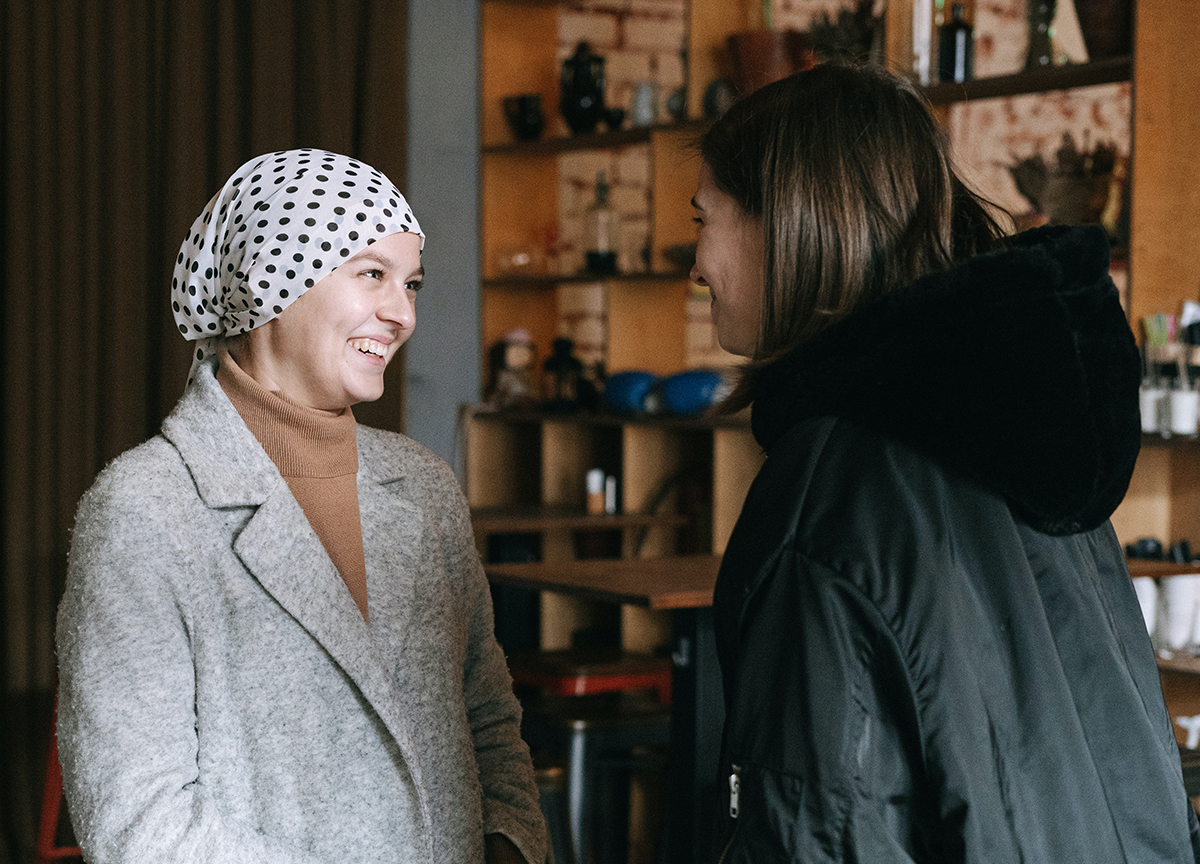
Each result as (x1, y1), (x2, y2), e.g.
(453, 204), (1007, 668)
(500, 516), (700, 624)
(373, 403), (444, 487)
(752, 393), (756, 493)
(348, 383), (386, 405)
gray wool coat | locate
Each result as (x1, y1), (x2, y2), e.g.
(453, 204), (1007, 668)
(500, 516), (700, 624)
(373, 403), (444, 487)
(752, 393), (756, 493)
(56, 360), (547, 864)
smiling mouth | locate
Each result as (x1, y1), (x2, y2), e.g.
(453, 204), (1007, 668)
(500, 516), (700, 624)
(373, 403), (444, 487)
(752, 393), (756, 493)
(349, 337), (388, 358)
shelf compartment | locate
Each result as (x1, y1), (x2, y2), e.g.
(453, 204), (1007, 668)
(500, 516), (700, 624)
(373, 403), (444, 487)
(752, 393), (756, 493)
(922, 56), (1131, 105)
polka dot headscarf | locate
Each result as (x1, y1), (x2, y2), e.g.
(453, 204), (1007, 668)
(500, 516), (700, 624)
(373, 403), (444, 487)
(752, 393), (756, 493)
(172, 148), (423, 386)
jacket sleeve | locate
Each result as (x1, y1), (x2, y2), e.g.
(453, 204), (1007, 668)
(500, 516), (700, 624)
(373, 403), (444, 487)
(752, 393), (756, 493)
(438, 475), (548, 864)
(56, 463), (321, 864)
(718, 548), (922, 864)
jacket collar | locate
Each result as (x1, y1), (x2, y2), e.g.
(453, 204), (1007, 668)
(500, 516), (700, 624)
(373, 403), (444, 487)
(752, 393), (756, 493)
(160, 359), (428, 791)
(750, 225), (1141, 536)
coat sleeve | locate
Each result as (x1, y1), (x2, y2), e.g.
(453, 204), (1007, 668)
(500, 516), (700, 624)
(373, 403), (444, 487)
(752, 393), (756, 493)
(718, 548), (924, 864)
(56, 459), (322, 864)
(436, 473), (548, 864)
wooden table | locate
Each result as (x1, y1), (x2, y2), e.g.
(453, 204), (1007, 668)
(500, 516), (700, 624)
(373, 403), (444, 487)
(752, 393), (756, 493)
(484, 554), (723, 864)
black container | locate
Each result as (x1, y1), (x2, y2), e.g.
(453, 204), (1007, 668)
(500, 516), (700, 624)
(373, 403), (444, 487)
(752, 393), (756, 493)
(543, 338), (584, 412)
(560, 42), (606, 136)
(938, 3), (974, 83)
(1026, 0), (1056, 69)
(503, 94), (545, 143)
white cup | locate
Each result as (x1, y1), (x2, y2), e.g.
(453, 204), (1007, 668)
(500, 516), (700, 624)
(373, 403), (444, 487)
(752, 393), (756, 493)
(1141, 385), (1167, 433)
(1170, 388), (1200, 435)
(1133, 577), (1159, 639)
(1161, 574), (1200, 651)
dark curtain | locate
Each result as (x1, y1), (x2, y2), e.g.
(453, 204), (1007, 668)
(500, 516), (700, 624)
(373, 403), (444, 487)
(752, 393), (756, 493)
(1, 0), (408, 856)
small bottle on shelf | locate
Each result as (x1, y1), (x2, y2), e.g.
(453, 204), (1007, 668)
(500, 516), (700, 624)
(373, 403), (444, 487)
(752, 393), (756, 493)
(584, 170), (620, 276)
(938, 3), (974, 84)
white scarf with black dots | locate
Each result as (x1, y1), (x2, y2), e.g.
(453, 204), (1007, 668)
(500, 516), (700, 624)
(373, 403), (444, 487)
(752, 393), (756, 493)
(171, 149), (424, 387)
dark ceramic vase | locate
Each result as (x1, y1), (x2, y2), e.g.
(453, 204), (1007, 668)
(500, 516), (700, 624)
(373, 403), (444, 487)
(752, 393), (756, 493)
(560, 42), (606, 136)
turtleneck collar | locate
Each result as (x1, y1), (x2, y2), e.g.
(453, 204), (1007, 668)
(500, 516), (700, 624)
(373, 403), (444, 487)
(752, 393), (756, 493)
(216, 345), (358, 479)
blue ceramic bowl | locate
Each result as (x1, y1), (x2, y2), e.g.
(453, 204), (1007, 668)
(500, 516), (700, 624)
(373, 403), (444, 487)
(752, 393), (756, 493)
(660, 369), (724, 415)
(604, 371), (658, 413)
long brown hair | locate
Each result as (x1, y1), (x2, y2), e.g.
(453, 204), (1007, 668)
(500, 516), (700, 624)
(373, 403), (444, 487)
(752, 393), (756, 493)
(702, 63), (1008, 411)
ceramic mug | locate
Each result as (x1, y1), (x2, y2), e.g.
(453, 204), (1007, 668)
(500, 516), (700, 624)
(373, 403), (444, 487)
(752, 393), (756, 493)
(1139, 384), (1166, 433)
(1160, 573), (1200, 651)
(1170, 388), (1199, 435)
(503, 94), (545, 143)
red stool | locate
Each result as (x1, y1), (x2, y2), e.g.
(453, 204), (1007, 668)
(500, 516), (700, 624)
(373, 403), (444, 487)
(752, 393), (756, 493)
(36, 694), (82, 863)
(508, 648), (672, 704)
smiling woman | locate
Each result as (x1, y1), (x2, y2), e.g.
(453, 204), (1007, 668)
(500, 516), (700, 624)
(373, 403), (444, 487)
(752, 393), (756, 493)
(54, 150), (546, 864)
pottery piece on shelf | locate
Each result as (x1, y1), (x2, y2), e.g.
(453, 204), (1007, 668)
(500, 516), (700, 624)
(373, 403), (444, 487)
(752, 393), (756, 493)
(502, 94), (545, 143)
(726, 30), (815, 97)
(1073, 0), (1133, 60)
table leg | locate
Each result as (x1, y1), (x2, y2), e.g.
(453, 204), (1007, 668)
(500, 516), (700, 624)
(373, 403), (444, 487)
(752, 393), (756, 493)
(666, 607), (724, 864)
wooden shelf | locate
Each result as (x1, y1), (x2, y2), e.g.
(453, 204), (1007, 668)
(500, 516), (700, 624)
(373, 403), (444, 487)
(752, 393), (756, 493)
(922, 56), (1132, 105)
(482, 119), (708, 156)
(472, 505), (688, 535)
(1141, 433), (1200, 448)
(1156, 651), (1200, 677)
(1128, 559), (1200, 579)
(483, 271), (691, 289)
(485, 554), (721, 610)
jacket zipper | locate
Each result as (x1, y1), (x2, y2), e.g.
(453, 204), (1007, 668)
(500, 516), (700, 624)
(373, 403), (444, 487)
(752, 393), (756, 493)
(717, 764), (742, 864)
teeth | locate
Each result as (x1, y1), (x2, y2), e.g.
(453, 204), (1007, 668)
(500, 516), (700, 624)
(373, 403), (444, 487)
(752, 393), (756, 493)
(349, 338), (387, 357)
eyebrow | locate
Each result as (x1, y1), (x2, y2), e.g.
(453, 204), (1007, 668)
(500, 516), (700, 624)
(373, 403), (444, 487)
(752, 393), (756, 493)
(354, 251), (424, 281)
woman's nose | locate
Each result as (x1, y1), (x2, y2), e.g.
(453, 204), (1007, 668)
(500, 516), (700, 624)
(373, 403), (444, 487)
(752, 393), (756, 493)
(380, 283), (416, 330)
(689, 262), (707, 286)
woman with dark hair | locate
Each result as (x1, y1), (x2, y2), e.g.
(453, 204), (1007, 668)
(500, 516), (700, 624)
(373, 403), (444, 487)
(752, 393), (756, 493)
(693, 65), (1199, 862)
(56, 150), (545, 864)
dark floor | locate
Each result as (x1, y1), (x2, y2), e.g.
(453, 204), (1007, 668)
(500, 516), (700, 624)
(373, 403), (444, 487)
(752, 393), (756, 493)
(1, 689), (78, 864)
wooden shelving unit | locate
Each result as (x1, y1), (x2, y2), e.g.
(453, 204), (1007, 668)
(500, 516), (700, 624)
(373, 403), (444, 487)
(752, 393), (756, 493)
(460, 405), (762, 651)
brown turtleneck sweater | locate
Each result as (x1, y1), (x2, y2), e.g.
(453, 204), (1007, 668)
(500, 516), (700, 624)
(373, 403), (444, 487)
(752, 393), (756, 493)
(217, 347), (369, 621)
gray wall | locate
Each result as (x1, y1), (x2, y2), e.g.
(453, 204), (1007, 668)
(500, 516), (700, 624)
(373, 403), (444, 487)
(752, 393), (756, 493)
(405, 2), (481, 472)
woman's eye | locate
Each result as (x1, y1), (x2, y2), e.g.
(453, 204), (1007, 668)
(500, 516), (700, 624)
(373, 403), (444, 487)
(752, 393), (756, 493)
(362, 268), (384, 280)
(406, 281), (423, 293)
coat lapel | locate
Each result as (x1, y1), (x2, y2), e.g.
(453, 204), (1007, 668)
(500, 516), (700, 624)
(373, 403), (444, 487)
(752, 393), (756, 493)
(160, 360), (422, 766)
(358, 477), (424, 661)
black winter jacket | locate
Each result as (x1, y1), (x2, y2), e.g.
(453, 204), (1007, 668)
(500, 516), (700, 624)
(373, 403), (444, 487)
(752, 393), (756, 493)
(713, 226), (1200, 862)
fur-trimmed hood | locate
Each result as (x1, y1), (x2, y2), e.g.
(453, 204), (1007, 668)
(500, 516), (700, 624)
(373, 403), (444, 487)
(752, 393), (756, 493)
(751, 224), (1141, 536)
